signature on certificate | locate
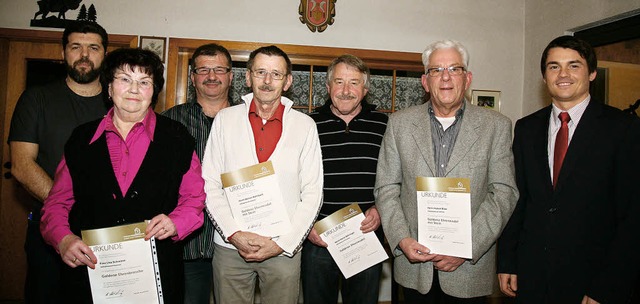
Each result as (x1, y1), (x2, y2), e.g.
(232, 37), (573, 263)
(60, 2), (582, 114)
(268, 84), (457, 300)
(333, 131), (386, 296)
(428, 234), (445, 240)
(247, 223), (263, 230)
(348, 255), (361, 264)
(106, 289), (124, 297)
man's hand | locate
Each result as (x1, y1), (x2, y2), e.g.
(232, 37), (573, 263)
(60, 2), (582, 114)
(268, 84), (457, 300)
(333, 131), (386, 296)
(581, 295), (600, 304)
(243, 236), (284, 262)
(398, 237), (436, 263)
(58, 234), (97, 269)
(228, 231), (261, 256)
(498, 273), (518, 297)
(307, 227), (327, 247)
(431, 255), (465, 272)
(145, 214), (177, 240)
(360, 206), (381, 233)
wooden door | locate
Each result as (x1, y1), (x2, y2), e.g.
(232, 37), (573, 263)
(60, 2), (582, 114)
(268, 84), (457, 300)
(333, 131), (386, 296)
(0, 28), (136, 300)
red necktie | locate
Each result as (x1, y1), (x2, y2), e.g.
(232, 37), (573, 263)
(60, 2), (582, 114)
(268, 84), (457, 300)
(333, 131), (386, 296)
(553, 112), (571, 188)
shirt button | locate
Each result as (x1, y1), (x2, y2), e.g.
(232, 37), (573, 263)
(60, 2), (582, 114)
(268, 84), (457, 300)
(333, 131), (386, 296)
(442, 144), (446, 148)
(259, 148), (264, 151)
(123, 172), (127, 176)
(440, 164), (445, 168)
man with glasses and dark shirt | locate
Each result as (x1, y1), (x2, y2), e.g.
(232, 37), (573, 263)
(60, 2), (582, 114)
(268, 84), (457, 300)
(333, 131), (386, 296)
(163, 43), (235, 304)
(202, 45), (323, 304)
(8, 21), (109, 304)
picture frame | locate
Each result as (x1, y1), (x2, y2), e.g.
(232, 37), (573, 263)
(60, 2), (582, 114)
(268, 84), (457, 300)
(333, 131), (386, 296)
(471, 89), (501, 111)
(139, 36), (166, 62)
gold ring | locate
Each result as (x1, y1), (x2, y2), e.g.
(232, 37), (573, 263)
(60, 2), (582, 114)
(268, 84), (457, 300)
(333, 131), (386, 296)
(72, 257), (78, 263)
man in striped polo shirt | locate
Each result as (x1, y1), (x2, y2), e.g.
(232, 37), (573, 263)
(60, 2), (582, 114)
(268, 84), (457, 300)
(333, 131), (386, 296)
(162, 43), (235, 304)
(302, 54), (388, 304)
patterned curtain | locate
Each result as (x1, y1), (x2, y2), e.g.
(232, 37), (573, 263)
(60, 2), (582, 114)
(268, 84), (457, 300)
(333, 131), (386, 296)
(186, 66), (426, 114)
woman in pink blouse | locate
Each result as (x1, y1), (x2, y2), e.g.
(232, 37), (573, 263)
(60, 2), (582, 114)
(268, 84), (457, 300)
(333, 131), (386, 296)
(40, 48), (205, 303)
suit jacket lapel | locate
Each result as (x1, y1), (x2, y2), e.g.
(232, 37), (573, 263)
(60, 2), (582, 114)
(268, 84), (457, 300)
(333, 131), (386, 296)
(533, 107), (554, 193)
(446, 104), (478, 175)
(556, 101), (602, 189)
(411, 103), (436, 175)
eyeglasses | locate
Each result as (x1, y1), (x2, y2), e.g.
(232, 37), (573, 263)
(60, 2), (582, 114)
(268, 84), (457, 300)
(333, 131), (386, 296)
(250, 69), (286, 80)
(426, 66), (466, 77)
(193, 66), (231, 75)
(114, 76), (153, 90)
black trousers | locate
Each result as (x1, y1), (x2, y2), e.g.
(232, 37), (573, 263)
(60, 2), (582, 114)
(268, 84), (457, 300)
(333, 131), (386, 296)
(403, 271), (488, 304)
(24, 218), (64, 304)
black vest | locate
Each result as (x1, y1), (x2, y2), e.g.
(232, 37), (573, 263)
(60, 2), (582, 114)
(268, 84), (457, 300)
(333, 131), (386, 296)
(62, 114), (196, 304)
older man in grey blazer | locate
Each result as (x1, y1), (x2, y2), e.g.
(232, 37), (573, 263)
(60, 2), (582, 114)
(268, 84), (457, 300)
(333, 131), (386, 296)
(375, 40), (518, 303)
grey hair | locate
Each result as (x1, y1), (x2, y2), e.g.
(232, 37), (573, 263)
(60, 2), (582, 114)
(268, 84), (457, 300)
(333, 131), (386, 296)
(421, 40), (470, 73)
(326, 54), (371, 89)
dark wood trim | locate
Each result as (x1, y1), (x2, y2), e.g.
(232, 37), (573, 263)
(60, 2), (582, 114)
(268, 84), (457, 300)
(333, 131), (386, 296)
(0, 27), (138, 47)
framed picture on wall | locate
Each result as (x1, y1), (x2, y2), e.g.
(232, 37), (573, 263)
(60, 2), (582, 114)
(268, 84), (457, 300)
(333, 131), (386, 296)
(471, 89), (501, 111)
(140, 36), (166, 62)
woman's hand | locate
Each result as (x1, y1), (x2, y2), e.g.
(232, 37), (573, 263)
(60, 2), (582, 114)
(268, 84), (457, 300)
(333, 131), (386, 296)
(58, 234), (97, 269)
(145, 214), (177, 240)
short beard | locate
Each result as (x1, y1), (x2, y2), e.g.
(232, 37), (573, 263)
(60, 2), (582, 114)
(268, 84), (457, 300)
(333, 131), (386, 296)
(66, 59), (101, 84)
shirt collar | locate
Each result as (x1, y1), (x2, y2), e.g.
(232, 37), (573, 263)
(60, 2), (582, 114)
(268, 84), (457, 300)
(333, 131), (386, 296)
(249, 99), (285, 122)
(551, 95), (591, 127)
(427, 100), (466, 120)
(318, 99), (375, 117)
(90, 107), (156, 143)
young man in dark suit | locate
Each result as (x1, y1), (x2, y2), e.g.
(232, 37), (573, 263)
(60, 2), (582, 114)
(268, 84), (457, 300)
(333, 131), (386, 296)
(498, 35), (640, 304)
